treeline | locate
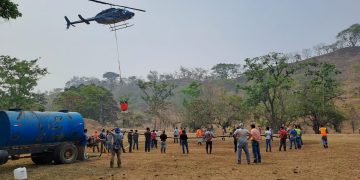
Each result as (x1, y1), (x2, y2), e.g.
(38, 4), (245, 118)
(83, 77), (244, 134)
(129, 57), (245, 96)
(1, 24), (359, 133)
(40, 53), (348, 134)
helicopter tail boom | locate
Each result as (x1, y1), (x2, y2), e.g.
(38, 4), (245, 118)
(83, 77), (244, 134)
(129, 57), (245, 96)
(78, 15), (90, 25)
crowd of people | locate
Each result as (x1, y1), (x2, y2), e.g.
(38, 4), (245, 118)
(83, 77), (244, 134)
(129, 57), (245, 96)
(81, 123), (329, 168)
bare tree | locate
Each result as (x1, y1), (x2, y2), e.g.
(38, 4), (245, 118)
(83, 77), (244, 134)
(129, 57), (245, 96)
(314, 43), (327, 56)
(302, 48), (312, 59)
(350, 107), (359, 133)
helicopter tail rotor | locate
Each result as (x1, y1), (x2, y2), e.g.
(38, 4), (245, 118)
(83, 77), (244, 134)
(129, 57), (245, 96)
(64, 16), (75, 29)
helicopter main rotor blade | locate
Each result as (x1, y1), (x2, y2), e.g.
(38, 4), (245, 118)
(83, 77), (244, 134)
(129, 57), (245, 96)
(89, 0), (146, 12)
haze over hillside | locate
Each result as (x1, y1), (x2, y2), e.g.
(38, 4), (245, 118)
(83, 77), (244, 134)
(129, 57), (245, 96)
(304, 46), (360, 93)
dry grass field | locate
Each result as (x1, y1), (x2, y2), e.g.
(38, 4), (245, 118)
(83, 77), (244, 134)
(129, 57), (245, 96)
(1, 134), (360, 180)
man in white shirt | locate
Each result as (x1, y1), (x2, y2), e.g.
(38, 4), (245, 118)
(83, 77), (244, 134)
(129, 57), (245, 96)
(233, 123), (251, 165)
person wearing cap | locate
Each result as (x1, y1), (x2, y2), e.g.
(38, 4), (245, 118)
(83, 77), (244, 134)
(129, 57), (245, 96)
(233, 123), (251, 165)
(110, 128), (124, 168)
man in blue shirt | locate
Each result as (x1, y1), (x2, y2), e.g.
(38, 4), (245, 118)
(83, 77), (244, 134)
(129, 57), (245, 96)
(289, 127), (298, 150)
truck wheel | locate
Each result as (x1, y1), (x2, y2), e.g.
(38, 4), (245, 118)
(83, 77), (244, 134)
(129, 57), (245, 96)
(76, 145), (88, 161)
(31, 153), (53, 165)
(0, 150), (9, 165)
(54, 143), (78, 164)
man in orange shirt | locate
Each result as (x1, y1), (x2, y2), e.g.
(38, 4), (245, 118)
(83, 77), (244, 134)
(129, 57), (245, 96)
(196, 127), (203, 145)
(319, 124), (329, 148)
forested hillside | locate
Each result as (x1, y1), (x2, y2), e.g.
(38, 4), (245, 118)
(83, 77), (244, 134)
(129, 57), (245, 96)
(40, 46), (360, 134)
(2, 23), (359, 134)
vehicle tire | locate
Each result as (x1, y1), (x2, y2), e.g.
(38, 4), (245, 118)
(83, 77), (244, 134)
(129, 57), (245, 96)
(31, 153), (53, 165)
(76, 145), (88, 161)
(0, 150), (9, 165)
(53, 143), (78, 164)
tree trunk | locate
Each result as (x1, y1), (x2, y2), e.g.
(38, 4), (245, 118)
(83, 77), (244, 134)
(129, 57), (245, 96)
(312, 118), (320, 134)
(153, 117), (157, 130)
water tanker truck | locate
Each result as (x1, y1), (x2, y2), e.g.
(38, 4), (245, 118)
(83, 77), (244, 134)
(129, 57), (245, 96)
(0, 110), (85, 165)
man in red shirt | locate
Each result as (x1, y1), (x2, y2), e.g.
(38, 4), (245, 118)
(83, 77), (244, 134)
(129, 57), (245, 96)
(278, 126), (287, 151)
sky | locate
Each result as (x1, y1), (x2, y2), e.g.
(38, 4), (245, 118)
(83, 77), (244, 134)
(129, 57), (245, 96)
(0, 0), (359, 91)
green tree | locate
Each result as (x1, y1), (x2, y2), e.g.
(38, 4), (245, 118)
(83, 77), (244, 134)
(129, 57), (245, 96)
(54, 85), (118, 123)
(0, 0), (22, 20)
(297, 62), (345, 133)
(181, 81), (209, 130)
(0, 56), (48, 109)
(211, 63), (241, 79)
(336, 24), (360, 47)
(137, 71), (177, 129)
(182, 82), (248, 130)
(103, 72), (119, 90)
(181, 81), (201, 107)
(242, 52), (296, 130)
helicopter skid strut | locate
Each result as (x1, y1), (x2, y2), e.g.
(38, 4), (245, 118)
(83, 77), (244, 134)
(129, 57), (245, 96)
(110, 23), (134, 31)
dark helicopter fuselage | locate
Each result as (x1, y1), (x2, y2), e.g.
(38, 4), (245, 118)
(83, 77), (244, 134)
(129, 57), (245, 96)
(94, 8), (135, 24)
(64, 0), (142, 30)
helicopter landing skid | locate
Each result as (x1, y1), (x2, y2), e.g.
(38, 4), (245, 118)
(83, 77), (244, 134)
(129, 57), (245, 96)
(110, 23), (134, 31)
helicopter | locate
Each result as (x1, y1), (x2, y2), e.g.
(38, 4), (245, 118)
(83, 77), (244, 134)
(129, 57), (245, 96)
(64, 0), (145, 31)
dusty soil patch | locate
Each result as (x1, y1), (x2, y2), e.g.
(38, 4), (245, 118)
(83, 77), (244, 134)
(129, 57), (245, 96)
(1, 134), (359, 180)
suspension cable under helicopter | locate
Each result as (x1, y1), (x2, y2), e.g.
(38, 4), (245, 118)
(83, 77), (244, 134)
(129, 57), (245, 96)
(113, 24), (122, 82)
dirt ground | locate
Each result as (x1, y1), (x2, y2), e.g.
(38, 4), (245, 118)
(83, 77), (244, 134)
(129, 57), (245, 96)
(1, 134), (360, 180)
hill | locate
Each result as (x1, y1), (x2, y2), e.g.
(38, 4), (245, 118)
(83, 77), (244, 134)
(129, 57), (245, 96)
(303, 47), (360, 95)
(298, 47), (360, 133)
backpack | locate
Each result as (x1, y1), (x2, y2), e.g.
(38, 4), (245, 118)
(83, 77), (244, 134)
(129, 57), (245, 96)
(113, 134), (123, 150)
(99, 133), (106, 140)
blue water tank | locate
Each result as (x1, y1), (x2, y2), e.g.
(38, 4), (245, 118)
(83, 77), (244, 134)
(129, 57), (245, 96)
(0, 111), (85, 148)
